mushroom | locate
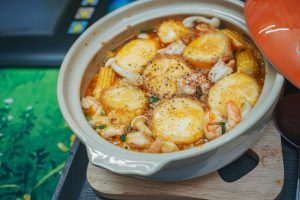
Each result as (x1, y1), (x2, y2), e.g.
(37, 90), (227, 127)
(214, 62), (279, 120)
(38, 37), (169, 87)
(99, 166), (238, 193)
(105, 58), (144, 86)
(148, 139), (164, 153)
(126, 131), (151, 148)
(183, 16), (221, 28)
(157, 40), (186, 55)
(161, 141), (179, 153)
(100, 126), (124, 139)
(131, 115), (152, 136)
(148, 139), (179, 153)
(81, 96), (105, 116)
(137, 33), (149, 39)
(241, 100), (252, 118)
(104, 57), (116, 68)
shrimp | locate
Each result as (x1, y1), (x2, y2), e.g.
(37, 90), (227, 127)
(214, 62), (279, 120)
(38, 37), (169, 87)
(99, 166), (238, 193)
(178, 72), (211, 96)
(148, 139), (179, 153)
(157, 40), (186, 55)
(203, 109), (225, 141)
(203, 101), (241, 141)
(226, 59), (236, 68)
(148, 139), (164, 153)
(182, 16), (221, 28)
(226, 100), (241, 130)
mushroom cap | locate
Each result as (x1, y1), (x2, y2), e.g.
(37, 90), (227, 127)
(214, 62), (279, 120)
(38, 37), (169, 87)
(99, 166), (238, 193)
(131, 115), (148, 127)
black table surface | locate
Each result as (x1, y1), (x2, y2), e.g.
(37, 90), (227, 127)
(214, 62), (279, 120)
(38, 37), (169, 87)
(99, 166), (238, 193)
(52, 81), (299, 200)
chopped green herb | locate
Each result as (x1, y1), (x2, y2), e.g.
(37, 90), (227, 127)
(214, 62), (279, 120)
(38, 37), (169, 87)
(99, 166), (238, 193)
(85, 116), (92, 121)
(103, 56), (110, 63)
(238, 48), (246, 53)
(139, 27), (157, 34)
(100, 112), (105, 116)
(209, 122), (226, 134)
(126, 125), (131, 133)
(111, 47), (118, 52)
(220, 122), (226, 134)
(98, 124), (106, 129)
(149, 96), (159, 104)
(120, 134), (127, 142)
(219, 23), (225, 30)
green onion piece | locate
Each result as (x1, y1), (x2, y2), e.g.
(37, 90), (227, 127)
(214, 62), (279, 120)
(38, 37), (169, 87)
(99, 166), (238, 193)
(111, 47), (118, 52)
(120, 134), (127, 142)
(220, 122), (226, 135)
(98, 124), (106, 129)
(209, 122), (226, 135)
(85, 116), (92, 121)
(219, 23), (225, 30)
(139, 27), (157, 34)
(149, 96), (159, 104)
(126, 125), (131, 133)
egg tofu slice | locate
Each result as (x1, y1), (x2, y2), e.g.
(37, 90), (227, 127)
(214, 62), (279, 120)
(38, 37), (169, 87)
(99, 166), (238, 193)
(151, 98), (205, 145)
(183, 31), (232, 70)
(142, 55), (192, 98)
(100, 82), (148, 124)
(158, 20), (189, 44)
(208, 73), (260, 117)
(115, 39), (158, 74)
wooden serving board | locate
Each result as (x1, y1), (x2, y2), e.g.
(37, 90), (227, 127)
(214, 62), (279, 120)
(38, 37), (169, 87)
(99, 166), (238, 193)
(87, 121), (284, 200)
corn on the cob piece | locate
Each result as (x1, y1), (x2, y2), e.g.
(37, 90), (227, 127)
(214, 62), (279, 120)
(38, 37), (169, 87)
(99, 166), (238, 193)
(222, 29), (246, 50)
(236, 49), (259, 76)
(93, 67), (115, 100)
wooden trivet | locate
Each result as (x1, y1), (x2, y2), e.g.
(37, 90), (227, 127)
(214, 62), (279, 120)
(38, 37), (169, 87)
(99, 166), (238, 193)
(87, 121), (284, 200)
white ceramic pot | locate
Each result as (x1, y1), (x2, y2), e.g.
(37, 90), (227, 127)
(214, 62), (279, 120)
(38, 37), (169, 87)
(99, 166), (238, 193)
(57, 0), (284, 181)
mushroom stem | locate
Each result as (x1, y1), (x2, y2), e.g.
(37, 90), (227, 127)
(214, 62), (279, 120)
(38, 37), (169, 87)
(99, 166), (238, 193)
(241, 100), (252, 118)
(183, 16), (221, 28)
(157, 40), (186, 55)
(105, 58), (143, 86)
(131, 115), (152, 136)
(135, 121), (152, 136)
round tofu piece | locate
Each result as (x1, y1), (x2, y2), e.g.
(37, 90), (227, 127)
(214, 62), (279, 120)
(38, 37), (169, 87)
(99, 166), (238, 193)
(142, 55), (192, 97)
(115, 39), (158, 74)
(183, 31), (232, 70)
(151, 98), (205, 145)
(158, 20), (189, 44)
(208, 73), (260, 117)
(100, 82), (148, 124)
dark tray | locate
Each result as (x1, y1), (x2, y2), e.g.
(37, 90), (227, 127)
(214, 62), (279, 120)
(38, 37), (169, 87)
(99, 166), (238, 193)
(52, 81), (299, 200)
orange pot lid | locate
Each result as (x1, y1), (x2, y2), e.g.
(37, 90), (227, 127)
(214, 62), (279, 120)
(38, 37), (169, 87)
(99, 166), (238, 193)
(245, 0), (300, 88)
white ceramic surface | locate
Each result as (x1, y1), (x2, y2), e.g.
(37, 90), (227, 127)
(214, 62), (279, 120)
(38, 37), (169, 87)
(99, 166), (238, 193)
(57, 0), (284, 181)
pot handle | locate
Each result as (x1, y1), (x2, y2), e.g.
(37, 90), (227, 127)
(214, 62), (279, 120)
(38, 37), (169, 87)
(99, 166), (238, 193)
(86, 145), (164, 177)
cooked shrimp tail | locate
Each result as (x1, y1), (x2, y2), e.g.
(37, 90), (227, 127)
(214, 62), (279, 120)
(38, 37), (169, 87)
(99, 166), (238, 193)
(226, 101), (241, 130)
(203, 110), (224, 141)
